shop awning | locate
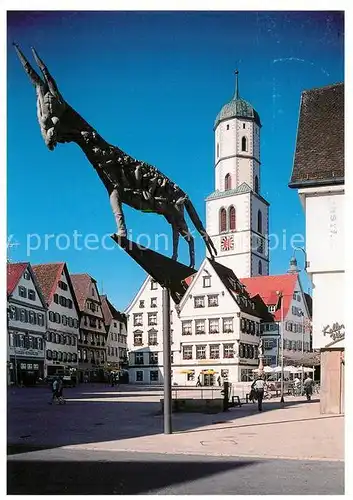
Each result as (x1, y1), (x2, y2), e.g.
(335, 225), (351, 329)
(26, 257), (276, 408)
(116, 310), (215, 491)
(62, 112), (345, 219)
(200, 370), (219, 375)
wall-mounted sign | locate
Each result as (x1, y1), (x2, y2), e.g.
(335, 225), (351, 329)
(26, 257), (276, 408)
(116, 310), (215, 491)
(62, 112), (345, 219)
(322, 322), (345, 341)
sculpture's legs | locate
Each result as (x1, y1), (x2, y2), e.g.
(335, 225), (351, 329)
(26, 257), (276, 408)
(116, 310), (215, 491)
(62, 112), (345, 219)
(110, 188), (127, 237)
(179, 222), (195, 268)
(172, 226), (179, 261)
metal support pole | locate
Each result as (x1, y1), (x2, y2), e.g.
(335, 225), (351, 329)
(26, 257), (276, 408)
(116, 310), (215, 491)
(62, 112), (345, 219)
(301, 313), (304, 395)
(162, 286), (172, 434)
(280, 293), (285, 403)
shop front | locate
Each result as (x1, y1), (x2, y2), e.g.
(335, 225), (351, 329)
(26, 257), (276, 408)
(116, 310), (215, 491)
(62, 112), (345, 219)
(9, 357), (44, 386)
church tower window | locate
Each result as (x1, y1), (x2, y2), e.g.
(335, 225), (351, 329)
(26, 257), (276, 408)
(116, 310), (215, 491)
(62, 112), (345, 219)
(258, 261), (262, 275)
(257, 210), (262, 233)
(254, 175), (259, 194)
(219, 208), (227, 233)
(217, 143), (219, 158)
(243, 123), (246, 129)
(225, 173), (232, 191)
(229, 206), (236, 231)
(241, 136), (247, 152)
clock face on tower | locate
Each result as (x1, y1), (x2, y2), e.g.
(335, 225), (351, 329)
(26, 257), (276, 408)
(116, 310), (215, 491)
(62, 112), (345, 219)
(221, 235), (234, 251)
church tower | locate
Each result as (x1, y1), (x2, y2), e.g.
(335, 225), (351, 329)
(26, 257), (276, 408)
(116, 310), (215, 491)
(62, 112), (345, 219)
(206, 71), (269, 277)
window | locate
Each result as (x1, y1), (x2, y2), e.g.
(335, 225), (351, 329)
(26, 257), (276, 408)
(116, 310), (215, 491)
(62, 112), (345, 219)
(23, 271), (30, 280)
(239, 343), (245, 357)
(223, 343), (234, 358)
(151, 280), (158, 290)
(150, 297), (157, 308)
(139, 300), (145, 308)
(182, 345), (193, 360)
(8, 306), (17, 320)
(187, 370), (195, 381)
(149, 352), (158, 365)
(195, 319), (206, 334)
(53, 294), (58, 304)
(46, 349), (52, 360)
(148, 330), (158, 345)
(225, 173), (232, 190)
(229, 206), (236, 231)
(241, 136), (247, 151)
(150, 370), (159, 382)
(182, 321), (192, 335)
(264, 339), (274, 349)
(28, 289), (36, 301)
(226, 124), (230, 130)
(196, 345), (206, 360)
(133, 313), (143, 326)
(18, 286), (26, 298)
(28, 311), (36, 324)
(219, 208), (227, 233)
(254, 175), (259, 194)
(258, 261), (262, 275)
(203, 276), (211, 288)
(134, 352), (144, 365)
(223, 317), (233, 333)
(37, 313), (44, 326)
(257, 210), (262, 233)
(208, 294), (219, 307)
(136, 371), (143, 382)
(62, 315), (67, 326)
(209, 318), (220, 333)
(134, 331), (143, 346)
(268, 305), (275, 313)
(68, 299), (73, 309)
(243, 123), (246, 129)
(210, 344), (220, 359)
(194, 296), (205, 308)
(148, 312), (157, 326)
(20, 309), (27, 322)
(216, 142), (219, 158)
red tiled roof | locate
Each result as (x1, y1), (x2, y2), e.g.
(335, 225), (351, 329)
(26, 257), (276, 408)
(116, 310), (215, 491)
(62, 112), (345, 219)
(32, 263), (65, 305)
(7, 262), (28, 296)
(100, 295), (126, 326)
(241, 274), (298, 321)
(71, 273), (95, 311)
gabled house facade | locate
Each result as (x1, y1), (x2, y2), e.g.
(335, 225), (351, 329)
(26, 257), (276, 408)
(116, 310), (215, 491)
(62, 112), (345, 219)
(32, 263), (80, 378)
(173, 258), (271, 385)
(100, 294), (128, 375)
(7, 262), (47, 385)
(242, 272), (312, 366)
(126, 276), (179, 385)
(71, 274), (106, 382)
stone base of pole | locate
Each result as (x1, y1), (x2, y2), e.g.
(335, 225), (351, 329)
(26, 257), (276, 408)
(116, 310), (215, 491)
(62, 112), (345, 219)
(258, 355), (264, 374)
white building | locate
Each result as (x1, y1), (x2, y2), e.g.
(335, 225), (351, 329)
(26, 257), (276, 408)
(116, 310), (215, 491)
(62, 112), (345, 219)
(126, 277), (178, 384)
(7, 262), (47, 385)
(32, 263), (80, 378)
(100, 294), (128, 375)
(289, 82), (344, 413)
(206, 72), (269, 277)
(173, 258), (271, 385)
(242, 271), (312, 366)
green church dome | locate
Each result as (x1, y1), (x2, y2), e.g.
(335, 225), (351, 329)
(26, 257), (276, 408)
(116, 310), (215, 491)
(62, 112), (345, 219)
(214, 71), (261, 129)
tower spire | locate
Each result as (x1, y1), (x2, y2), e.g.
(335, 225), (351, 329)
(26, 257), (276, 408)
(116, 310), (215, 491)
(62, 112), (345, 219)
(234, 69), (240, 99)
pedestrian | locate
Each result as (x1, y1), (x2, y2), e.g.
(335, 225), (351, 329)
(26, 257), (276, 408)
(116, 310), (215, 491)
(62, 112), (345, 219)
(303, 374), (314, 401)
(217, 375), (221, 387)
(84, 373), (89, 384)
(57, 377), (64, 399)
(196, 375), (201, 387)
(251, 375), (265, 411)
(50, 377), (59, 404)
(293, 376), (301, 396)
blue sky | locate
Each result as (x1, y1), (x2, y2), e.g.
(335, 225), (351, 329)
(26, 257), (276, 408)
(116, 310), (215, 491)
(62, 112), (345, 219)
(7, 11), (344, 310)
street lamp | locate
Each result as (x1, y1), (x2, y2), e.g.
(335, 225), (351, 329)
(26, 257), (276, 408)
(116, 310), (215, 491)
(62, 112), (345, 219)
(292, 246), (308, 273)
(299, 310), (305, 394)
(276, 290), (285, 403)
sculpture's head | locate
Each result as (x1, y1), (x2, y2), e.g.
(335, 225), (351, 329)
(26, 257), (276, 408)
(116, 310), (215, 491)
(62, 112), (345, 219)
(13, 43), (69, 151)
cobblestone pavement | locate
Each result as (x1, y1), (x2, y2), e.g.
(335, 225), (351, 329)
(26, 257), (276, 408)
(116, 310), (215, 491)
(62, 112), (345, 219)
(8, 384), (344, 461)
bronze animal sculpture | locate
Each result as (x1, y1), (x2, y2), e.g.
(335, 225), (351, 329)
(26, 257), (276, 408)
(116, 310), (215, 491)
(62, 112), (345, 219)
(13, 44), (217, 268)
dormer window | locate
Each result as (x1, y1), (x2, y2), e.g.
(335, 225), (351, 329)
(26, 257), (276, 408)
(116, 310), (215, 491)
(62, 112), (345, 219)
(268, 305), (276, 313)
